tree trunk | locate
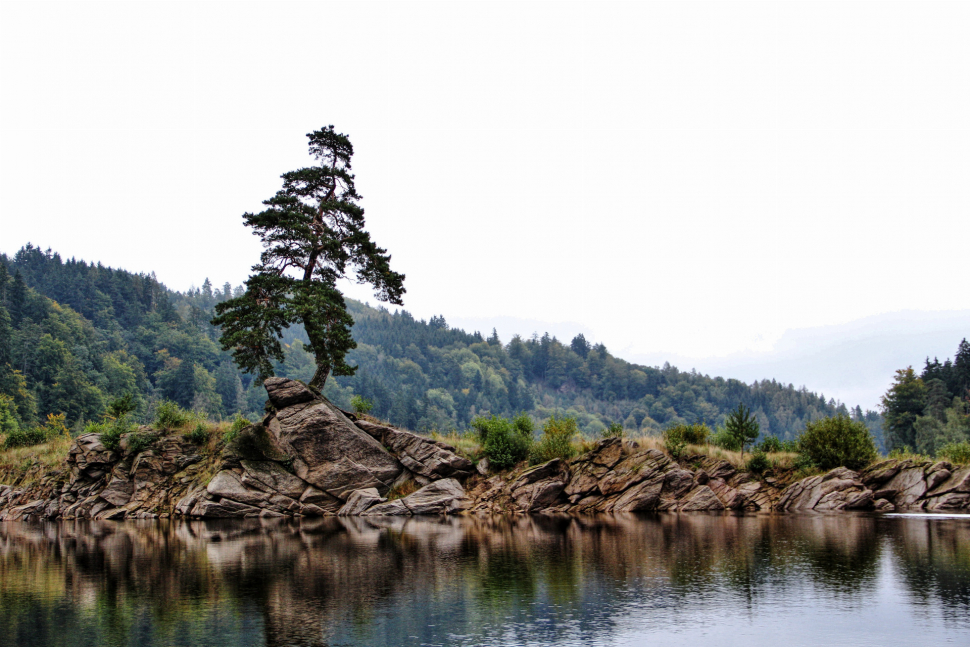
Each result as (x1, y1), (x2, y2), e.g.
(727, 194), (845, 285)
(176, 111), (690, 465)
(308, 363), (330, 393)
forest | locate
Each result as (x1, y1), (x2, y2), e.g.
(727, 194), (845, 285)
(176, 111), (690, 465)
(881, 339), (970, 455)
(0, 245), (881, 446)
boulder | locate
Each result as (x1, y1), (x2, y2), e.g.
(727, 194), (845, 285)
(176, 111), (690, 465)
(264, 376), (316, 408)
(239, 460), (308, 499)
(510, 459), (568, 511)
(882, 467), (929, 508)
(267, 380), (403, 498)
(612, 473), (665, 512)
(67, 433), (118, 482)
(338, 488), (386, 516)
(355, 420), (474, 481)
(680, 486), (725, 511)
(363, 478), (467, 516)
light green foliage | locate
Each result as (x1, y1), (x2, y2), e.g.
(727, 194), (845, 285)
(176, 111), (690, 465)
(938, 441), (970, 464)
(477, 415), (533, 470)
(0, 394), (19, 435)
(532, 414), (577, 463)
(154, 401), (192, 430)
(725, 403), (760, 458)
(86, 416), (136, 452)
(223, 414), (251, 444)
(711, 426), (742, 451)
(755, 435), (794, 453)
(350, 395), (373, 415)
(602, 422), (624, 439)
(797, 414), (878, 471)
(663, 426), (688, 458)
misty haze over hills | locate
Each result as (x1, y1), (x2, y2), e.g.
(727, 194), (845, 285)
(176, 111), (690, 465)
(453, 310), (970, 411)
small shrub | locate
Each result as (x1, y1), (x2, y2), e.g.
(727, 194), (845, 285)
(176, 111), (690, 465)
(797, 414), (878, 471)
(938, 441), (970, 465)
(663, 426), (688, 458)
(184, 422), (211, 445)
(480, 415), (532, 470)
(350, 395), (373, 416)
(125, 429), (160, 455)
(754, 436), (784, 454)
(154, 401), (192, 430)
(532, 414), (577, 463)
(3, 427), (48, 449)
(512, 413), (534, 437)
(746, 450), (770, 474)
(224, 414), (251, 444)
(95, 418), (135, 452)
(712, 426), (742, 451)
(602, 422), (624, 439)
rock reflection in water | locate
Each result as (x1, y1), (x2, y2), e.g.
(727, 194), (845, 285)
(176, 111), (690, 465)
(1, 514), (969, 646)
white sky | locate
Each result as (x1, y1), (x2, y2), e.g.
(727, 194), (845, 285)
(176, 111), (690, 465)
(2, 2), (968, 378)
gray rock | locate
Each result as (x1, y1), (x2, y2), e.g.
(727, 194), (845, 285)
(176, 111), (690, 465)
(338, 488), (386, 516)
(264, 376), (316, 408)
(268, 387), (403, 498)
(355, 420), (474, 480)
(476, 457), (490, 476)
(510, 460), (568, 511)
(612, 473), (665, 512)
(364, 478), (467, 516)
(240, 460), (308, 499)
(680, 486), (725, 511)
(883, 467), (929, 508)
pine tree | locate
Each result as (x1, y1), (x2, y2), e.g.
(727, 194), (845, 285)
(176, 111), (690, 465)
(213, 126), (405, 391)
(725, 402), (760, 459)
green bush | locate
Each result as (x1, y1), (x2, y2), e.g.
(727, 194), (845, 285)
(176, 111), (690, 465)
(480, 415), (533, 470)
(663, 426), (688, 458)
(105, 393), (137, 419)
(154, 401), (192, 430)
(602, 422), (624, 439)
(938, 441), (970, 465)
(184, 422), (211, 445)
(125, 429), (160, 455)
(711, 426), (742, 451)
(797, 414), (878, 471)
(224, 414), (251, 444)
(350, 395), (373, 416)
(756, 435), (783, 453)
(90, 417), (136, 452)
(3, 426), (49, 449)
(512, 413), (534, 437)
(532, 414), (577, 463)
(746, 450), (770, 474)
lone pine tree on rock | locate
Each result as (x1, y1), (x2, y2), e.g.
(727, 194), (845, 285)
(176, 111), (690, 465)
(213, 126), (405, 391)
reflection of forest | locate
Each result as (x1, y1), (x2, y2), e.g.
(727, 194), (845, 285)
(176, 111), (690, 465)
(1, 514), (969, 647)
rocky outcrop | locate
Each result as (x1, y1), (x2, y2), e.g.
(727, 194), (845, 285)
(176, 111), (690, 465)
(467, 439), (785, 515)
(3, 379), (969, 521)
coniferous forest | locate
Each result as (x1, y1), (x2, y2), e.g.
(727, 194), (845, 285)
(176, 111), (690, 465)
(1, 244), (883, 446)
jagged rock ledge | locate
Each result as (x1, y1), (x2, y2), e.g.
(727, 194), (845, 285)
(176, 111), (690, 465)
(2, 378), (969, 521)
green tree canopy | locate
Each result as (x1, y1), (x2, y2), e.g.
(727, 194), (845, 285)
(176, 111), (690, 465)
(881, 367), (926, 451)
(725, 401), (760, 458)
(212, 126), (405, 391)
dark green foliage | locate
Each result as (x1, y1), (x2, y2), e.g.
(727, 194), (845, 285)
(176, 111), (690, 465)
(350, 395), (373, 415)
(479, 415), (533, 470)
(154, 401), (192, 430)
(125, 429), (160, 456)
(184, 422), (210, 445)
(746, 450), (770, 474)
(3, 426), (49, 449)
(603, 422), (624, 439)
(881, 368), (926, 451)
(105, 393), (137, 420)
(725, 402), (760, 458)
(532, 414), (577, 463)
(89, 417), (137, 452)
(756, 435), (784, 453)
(213, 126), (405, 391)
(797, 414), (878, 471)
(663, 426), (689, 458)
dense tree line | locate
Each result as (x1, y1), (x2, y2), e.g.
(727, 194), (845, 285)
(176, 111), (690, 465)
(1, 245), (864, 445)
(881, 339), (970, 454)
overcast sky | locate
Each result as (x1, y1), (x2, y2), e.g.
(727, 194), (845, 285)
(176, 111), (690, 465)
(2, 2), (968, 400)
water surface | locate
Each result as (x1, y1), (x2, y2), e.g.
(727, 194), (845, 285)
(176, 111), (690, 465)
(1, 513), (968, 646)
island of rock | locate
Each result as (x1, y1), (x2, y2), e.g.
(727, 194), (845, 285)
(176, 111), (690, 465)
(1, 378), (968, 521)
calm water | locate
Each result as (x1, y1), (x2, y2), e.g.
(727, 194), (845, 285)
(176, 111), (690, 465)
(1, 513), (969, 647)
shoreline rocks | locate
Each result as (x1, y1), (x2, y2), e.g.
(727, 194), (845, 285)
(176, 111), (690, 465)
(2, 378), (969, 521)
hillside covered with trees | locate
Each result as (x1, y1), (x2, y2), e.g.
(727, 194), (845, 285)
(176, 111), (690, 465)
(1, 245), (870, 444)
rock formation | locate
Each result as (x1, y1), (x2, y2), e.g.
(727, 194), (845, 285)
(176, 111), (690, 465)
(2, 378), (969, 521)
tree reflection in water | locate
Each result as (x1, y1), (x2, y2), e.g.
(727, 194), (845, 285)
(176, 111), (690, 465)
(1, 514), (968, 647)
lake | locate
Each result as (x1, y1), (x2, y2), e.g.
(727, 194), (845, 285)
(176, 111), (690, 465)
(1, 513), (968, 646)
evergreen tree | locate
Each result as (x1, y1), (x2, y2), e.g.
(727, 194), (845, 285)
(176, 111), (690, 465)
(881, 367), (926, 451)
(725, 402), (760, 458)
(213, 126), (405, 391)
